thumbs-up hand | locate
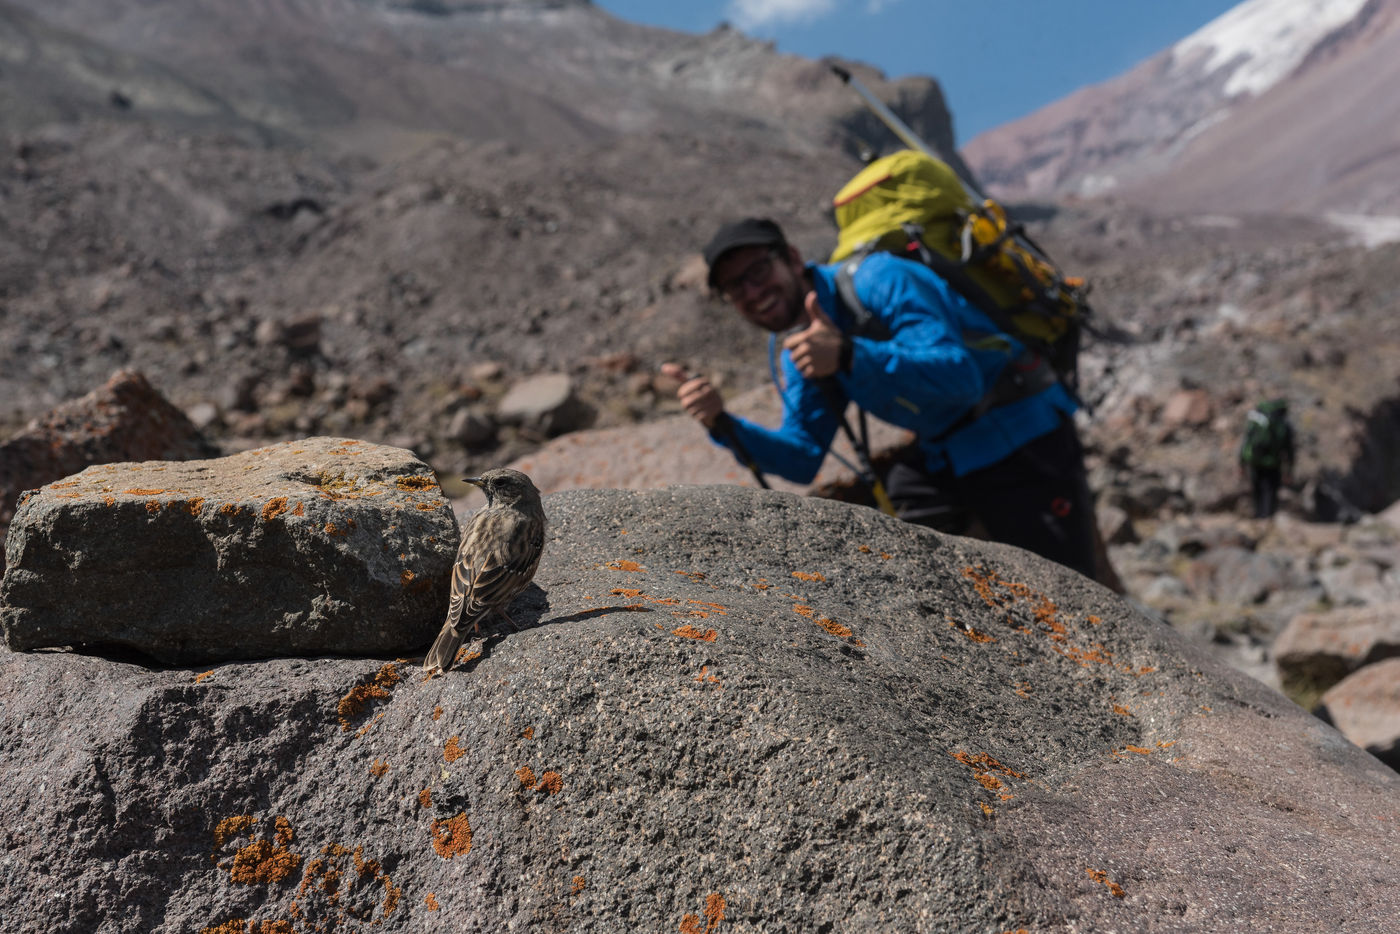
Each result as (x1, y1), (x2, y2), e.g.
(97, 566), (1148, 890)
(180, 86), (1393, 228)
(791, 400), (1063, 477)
(782, 292), (848, 379)
(660, 362), (724, 429)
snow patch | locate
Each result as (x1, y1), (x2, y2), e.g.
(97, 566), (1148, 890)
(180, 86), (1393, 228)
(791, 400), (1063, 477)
(1325, 213), (1400, 248)
(1171, 0), (1368, 98)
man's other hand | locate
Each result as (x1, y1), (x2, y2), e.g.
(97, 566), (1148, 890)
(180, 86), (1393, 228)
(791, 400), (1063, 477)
(660, 363), (724, 430)
(782, 292), (847, 379)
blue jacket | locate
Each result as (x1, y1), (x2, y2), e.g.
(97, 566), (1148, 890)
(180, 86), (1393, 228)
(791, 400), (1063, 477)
(713, 252), (1078, 483)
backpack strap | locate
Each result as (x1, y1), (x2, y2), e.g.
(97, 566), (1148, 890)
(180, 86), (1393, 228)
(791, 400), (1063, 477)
(832, 255), (1060, 441)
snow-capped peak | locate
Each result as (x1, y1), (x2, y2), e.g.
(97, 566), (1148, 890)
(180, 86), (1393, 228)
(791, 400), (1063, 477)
(1171, 0), (1369, 97)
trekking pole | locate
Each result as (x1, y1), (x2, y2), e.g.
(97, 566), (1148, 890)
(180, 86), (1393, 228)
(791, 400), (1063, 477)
(713, 415), (771, 490)
(663, 364), (771, 490)
(828, 64), (989, 204)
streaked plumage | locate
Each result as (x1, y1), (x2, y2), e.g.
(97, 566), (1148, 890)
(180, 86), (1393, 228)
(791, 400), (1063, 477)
(423, 468), (545, 673)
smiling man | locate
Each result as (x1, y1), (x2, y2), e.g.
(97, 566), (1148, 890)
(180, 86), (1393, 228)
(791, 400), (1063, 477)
(662, 216), (1099, 580)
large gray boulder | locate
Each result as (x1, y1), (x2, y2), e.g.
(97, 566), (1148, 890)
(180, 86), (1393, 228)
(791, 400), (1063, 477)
(1, 486), (1397, 933)
(1, 437), (457, 663)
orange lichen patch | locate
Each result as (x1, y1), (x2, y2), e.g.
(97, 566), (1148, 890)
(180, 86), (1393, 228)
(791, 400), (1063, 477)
(356, 713), (384, 739)
(572, 875), (586, 894)
(291, 842), (401, 925)
(880, 552), (892, 560)
(961, 626), (997, 644)
(672, 625), (718, 641)
(370, 760), (389, 777)
(1087, 615), (1103, 626)
(432, 706), (443, 721)
(186, 497), (206, 516)
(395, 476), (438, 492)
(324, 521), (350, 537)
(454, 645), (483, 665)
(516, 766), (538, 789)
(430, 813), (473, 859)
(418, 789), (433, 809)
(123, 488), (169, 496)
(792, 604), (815, 617)
(538, 771), (563, 795)
(443, 736), (466, 763)
(522, 726), (534, 739)
(680, 892), (727, 934)
(1053, 643), (1114, 667)
(695, 666), (722, 686)
(813, 616), (854, 640)
(1112, 704), (1132, 717)
(1157, 741), (1176, 749)
(857, 545), (872, 554)
(1012, 682), (1032, 698)
(674, 570), (707, 582)
(274, 817), (294, 847)
(219, 503), (243, 517)
(425, 893), (440, 911)
(980, 801), (995, 816)
(199, 922), (248, 934)
(951, 751), (1028, 798)
(1086, 868), (1126, 898)
(689, 601), (727, 614)
(400, 570), (415, 586)
(752, 579), (772, 590)
(291, 502), (305, 516)
(230, 839), (303, 884)
(611, 588), (645, 598)
(261, 497), (289, 521)
(1124, 745), (1152, 755)
(145, 501), (161, 514)
(605, 560), (645, 572)
(337, 663), (402, 732)
(1138, 666), (1158, 675)
(195, 670), (216, 683)
(792, 571), (826, 582)
(49, 481), (80, 489)
(103, 495), (116, 507)
(214, 816), (259, 847)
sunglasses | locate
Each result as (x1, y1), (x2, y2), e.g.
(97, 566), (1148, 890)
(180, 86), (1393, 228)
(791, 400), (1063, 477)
(716, 250), (780, 300)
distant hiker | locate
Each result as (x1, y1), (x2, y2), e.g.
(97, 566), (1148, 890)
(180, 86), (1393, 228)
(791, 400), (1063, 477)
(1239, 398), (1295, 519)
(663, 217), (1098, 580)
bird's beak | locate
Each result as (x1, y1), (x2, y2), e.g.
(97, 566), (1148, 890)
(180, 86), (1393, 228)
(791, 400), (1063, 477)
(463, 476), (484, 489)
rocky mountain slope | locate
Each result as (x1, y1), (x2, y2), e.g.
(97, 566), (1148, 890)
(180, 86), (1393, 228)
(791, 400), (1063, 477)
(963, 0), (1400, 215)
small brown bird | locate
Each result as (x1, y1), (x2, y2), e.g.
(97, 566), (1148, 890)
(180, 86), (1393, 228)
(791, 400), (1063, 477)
(423, 468), (546, 673)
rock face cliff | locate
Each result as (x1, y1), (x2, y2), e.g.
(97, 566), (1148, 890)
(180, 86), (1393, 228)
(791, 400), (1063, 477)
(2, 482), (1397, 932)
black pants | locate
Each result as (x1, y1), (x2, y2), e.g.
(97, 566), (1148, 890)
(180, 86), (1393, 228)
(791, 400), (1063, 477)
(884, 417), (1098, 579)
(1249, 465), (1282, 518)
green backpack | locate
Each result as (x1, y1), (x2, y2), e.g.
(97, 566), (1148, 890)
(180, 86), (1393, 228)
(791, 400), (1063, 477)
(1240, 401), (1293, 469)
(830, 149), (1092, 391)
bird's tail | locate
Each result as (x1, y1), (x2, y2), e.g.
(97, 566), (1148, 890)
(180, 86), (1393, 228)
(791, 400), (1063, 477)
(423, 626), (466, 673)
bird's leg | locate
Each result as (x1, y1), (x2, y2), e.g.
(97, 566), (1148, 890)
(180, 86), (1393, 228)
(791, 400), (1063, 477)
(496, 608), (523, 632)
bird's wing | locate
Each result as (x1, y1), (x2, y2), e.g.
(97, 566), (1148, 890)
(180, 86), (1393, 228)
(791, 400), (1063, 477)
(451, 510), (544, 629)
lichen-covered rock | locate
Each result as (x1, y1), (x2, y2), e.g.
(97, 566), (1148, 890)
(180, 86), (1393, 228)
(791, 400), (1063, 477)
(0, 486), (1396, 933)
(0, 437), (457, 663)
(0, 369), (216, 564)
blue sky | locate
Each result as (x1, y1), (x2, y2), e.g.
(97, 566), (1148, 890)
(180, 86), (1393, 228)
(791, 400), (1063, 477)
(593, 0), (1242, 143)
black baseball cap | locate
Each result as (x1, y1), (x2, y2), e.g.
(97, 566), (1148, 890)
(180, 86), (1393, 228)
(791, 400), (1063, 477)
(703, 218), (788, 287)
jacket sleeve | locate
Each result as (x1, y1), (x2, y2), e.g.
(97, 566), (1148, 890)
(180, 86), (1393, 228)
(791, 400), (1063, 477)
(839, 259), (988, 414)
(709, 353), (842, 485)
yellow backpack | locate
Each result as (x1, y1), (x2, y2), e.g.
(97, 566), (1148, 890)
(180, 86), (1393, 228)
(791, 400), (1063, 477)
(830, 149), (1092, 387)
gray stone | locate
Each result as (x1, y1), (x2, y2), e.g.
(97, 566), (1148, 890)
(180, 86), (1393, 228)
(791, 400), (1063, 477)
(1321, 657), (1400, 768)
(495, 373), (594, 436)
(1, 486), (1397, 933)
(1274, 603), (1400, 700)
(1, 437), (457, 664)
